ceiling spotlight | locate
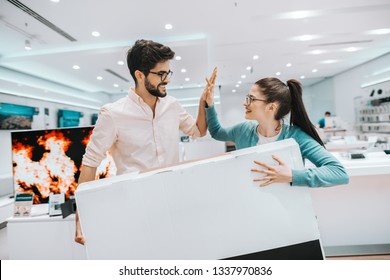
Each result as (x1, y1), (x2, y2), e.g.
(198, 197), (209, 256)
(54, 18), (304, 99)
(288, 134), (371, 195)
(232, 89), (236, 93)
(96, 76), (103, 80)
(300, 75), (305, 79)
(175, 56), (182, 61)
(286, 63), (292, 67)
(241, 75), (246, 79)
(91, 31), (100, 37)
(72, 65), (80, 70)
(24, 40), (31, 50)
(165, 24), (173, 30)
(246, 66), (252, 71)
(185, 77), (190, 82)
(117, 60), (125, 65)
(253, 55), (259, 60)
(276, 72), (281, 76)
(181, 68), (187, 73)
(113, 84), (119, 87)
(312, 69), (318, 73)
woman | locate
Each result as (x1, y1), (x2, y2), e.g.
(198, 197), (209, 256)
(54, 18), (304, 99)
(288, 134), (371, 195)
(204, 76), (349, 187)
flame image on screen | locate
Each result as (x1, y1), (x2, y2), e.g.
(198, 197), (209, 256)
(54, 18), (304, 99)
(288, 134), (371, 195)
(12, 127), (116, 204)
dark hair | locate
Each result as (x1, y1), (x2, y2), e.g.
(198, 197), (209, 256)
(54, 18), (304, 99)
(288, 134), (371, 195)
(127, 39), (175, 86)
(254, 77), (324, 146)
(325, 111), (331, 116)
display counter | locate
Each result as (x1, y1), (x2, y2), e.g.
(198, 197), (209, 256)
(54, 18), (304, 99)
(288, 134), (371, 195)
(7, 214), (86, 260)
(309, 151), (390, 256)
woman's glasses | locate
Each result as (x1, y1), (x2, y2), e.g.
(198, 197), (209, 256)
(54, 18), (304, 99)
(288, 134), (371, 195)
(245, 95), (266, 105)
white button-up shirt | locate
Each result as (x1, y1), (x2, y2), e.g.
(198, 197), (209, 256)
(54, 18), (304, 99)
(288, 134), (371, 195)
(82, 88), (201, 175)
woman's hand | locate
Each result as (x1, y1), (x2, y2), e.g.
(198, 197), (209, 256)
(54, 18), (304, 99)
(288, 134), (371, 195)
(251, 155), (292, 186)
(201, 67), (217, 107)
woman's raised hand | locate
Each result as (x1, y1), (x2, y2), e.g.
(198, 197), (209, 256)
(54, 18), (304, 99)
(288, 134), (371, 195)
(202, 67), (217, 107)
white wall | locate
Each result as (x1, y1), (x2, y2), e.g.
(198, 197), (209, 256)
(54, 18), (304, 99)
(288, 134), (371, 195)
(306, 52), (390, 124)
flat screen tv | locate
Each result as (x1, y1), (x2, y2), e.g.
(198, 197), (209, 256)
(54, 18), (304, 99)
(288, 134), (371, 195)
(11, 126), (116, 204)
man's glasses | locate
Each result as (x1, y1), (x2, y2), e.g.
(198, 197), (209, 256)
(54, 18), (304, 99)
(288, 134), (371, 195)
(148, 70), (173, 81)
(245, 95), (266, 105)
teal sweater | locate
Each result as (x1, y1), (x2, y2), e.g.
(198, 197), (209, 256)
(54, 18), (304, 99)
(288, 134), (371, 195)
(206, 106), (349, 187)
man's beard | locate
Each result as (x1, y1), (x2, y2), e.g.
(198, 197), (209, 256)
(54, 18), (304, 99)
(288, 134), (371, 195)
(145, 78), (167, 98)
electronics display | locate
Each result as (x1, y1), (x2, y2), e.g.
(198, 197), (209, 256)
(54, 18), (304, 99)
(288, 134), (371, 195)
(11, 126), (116, 204)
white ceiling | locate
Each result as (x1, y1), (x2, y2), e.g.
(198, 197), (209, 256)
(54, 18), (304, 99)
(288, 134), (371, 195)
(0, 0), (390, 105)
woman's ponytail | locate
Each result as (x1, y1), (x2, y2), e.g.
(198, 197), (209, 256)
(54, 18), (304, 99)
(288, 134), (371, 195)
(287, 79), (324, 147)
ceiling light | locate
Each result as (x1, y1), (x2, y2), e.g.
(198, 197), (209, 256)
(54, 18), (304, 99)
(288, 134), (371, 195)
(185, 77), (190, 81)
(309, 50), (325, 55)
(238, 81), (242, 84)
(276, 10), (322, 19)
(366, 28), (390, 35)
(246, 66), (252, 70)
(117, 60), (124, 65)
(235, 84), (240, 88)
(24, 40), (31, 50)
(113, 84), (119, 87)
(50, 0), (60, 2)
(276, 72), (281, 76)
(232, 89), (236, 93)
(344, 47), (359, 52)
(241, 75), (246, 79)
(165, 24), (173, 30)
(175, 56), (182, 61)
(312, 69), (318, 73)
(321, 59), (339, 64)
(292, 34), (320, 41)
(91, 31), (100, 37)
(286, 63), (292, 67)
(253, 55), (259, 60)
(181, 68), (187, 73)
(72, 65), (80, 70)
(300, 75), (305, 79)
(97, 76), (103, 80)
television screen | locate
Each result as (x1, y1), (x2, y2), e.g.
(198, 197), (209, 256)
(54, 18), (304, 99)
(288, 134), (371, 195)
(11, 126), (116, 204)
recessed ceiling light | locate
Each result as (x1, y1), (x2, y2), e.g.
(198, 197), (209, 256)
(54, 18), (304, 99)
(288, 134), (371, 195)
(117, 60), (125, 65)
(344, 47), (359, 52)
(91, 31), (100, 37)
(232, 89), (236, 93)
(181, 68), (187, 73)
(175, 56), (182, 61)
(309, 50), (325, 55)
(286, 63), (292, 67)
(366, 28), (390, 35)
(235, 84), (240, 88)
(253, 55), (259, 60)
(276, 72), (281, 76)
(238, 81), (242, 84)
(276, 10), (322, 20)
(185, 77), (190, 82)
(312, 69), (318, 73)
(72, 65), (80, 70)
(113, 84), (119, 87)
(246, 66), (252, 70)
(321, 59), (339, 64)
(50, 0), (60, 2)
(300, 75), (305, 79)
(292, 34), (320, 41)
(241, 75), (246, 79)
(165, 24), (173, 30)
(197, 84), (201, 87)
(97, 76), (103, 80)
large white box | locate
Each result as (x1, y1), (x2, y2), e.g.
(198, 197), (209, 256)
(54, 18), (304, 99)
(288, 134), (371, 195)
(76, 139), (323, 259)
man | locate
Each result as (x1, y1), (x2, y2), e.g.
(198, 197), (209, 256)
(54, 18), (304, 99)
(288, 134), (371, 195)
(75, 39), (215, 245)
(317, 111), (331, 129)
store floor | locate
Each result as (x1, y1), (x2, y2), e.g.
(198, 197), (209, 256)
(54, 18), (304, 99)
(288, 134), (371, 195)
(0, 226), (389, 260)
